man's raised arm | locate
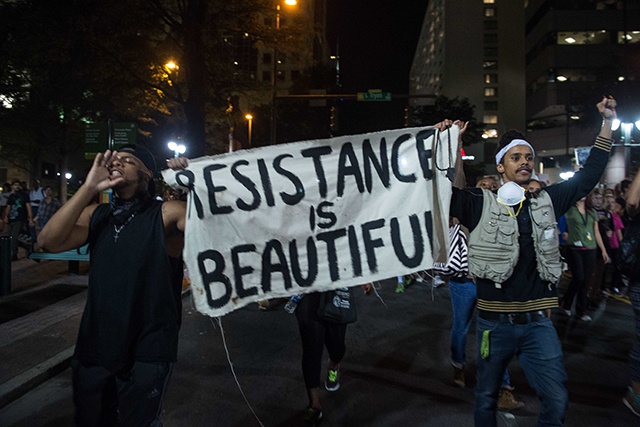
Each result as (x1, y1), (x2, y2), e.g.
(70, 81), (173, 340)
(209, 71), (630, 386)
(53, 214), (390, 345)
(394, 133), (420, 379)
(38, 150), (124, 253)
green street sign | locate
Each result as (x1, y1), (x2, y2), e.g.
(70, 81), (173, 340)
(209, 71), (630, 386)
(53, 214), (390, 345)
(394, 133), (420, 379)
(357, 91), (391, 101)
(85, 123), (108, 159)
(112, 122), (138, 148)
(85, 122), (138, 159)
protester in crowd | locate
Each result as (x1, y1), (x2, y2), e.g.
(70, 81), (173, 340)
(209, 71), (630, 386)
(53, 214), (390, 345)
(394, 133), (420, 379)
(603, 189), (624, 295)
(34, 185), (61, 231)
(29, 179), (45, 231)
(446, 96), (616, 426)
(0, 182), (11, 232)
(436, 217), (523, 411)
(475, 176), (499, 191)
(561, 194), (609, 320)
(38, 146), (187, 426)
(588, 188), (613, 303)
(527, 178), (543, 195)
(2, 179), (33, 260)
(617, 179), (633, 226)
(295, 285), (371, 425)
(622, 171), (640, 418)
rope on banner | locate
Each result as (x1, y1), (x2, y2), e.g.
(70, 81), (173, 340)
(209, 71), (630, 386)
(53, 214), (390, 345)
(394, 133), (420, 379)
(371, 281), (389, 308)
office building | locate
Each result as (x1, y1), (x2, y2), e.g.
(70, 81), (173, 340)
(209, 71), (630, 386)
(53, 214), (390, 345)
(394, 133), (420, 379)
(525, 0), (640, 182)
(410, 0), (526, 167)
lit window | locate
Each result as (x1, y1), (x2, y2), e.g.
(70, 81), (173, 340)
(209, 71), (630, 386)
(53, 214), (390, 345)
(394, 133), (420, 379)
(484, 87), (497, 97)
(558, 31), (609, 45)
(618, 31), (640, 43)
(482, 129), (498, 139)
(556, 75), (567, 82)
(485, 7), (496, 17)
(485, 74), (498, 84)
(484, 114), (498, 124)
(484, 0), (495, 3)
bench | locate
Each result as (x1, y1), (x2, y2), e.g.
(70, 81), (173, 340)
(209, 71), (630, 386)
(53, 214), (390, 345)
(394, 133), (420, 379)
(29, 245), (90, 275)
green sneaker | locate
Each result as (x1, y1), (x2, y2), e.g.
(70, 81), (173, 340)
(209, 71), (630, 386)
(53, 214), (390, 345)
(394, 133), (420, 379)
(325, 367), (340, 391)
(395, 282), (405, 293)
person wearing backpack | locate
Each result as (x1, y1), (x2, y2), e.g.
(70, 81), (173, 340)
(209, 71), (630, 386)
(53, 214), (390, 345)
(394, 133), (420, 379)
(622, 171), (640, 417)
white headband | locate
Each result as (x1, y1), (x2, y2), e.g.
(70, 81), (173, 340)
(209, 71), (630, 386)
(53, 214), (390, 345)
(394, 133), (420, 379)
(495, 139), (535, 165)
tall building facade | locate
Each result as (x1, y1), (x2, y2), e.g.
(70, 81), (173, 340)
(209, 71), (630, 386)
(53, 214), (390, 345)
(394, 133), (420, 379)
(224, 1), (329, 96)
(410, 0), (526, 167)
(525, 0), (640, 182)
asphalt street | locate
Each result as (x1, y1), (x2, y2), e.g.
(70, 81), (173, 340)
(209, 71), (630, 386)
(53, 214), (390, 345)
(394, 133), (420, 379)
(0, 267), (638, 426)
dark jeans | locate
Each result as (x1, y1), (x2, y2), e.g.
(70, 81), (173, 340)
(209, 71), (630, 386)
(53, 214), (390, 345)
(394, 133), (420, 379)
(563, 248), (597, 315)
(72, 359), (173, 427)
(295, 292), (347, 389)
(475, 317), (568, 427)
(449, 279), (511, 387)
(630, 283), (640, 384)
(5, 222), (22, 258)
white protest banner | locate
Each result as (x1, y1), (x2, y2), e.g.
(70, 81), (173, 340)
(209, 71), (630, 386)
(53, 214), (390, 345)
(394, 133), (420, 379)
(163, 126), (458, 317)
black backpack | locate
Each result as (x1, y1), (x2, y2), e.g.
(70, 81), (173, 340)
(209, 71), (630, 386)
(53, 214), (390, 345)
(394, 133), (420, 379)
(618, 215), (640, 278)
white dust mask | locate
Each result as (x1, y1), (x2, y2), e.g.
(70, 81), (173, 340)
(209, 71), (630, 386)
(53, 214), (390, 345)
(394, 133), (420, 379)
(496, 181), (526, 206)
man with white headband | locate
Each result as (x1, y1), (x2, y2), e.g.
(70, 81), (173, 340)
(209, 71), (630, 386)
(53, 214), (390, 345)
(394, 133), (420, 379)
(446, 96), (617, 427)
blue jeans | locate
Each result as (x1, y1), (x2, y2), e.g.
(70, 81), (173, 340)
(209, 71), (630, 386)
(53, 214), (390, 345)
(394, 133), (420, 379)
(449, 279), (512, 388)
(475, 316), (568, 427)
(449, 278), (477, 367)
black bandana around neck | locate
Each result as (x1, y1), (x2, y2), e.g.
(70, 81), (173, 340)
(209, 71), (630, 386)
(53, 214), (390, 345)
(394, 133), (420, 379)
(110, 193), (151, 225)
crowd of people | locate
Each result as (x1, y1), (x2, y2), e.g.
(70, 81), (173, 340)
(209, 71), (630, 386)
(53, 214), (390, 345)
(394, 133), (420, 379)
(0, 96), (635, 426)
(1, 179), (61, 260)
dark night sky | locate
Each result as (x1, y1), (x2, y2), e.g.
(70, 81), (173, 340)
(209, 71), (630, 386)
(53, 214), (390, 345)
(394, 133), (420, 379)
(326, 1), (430, 94)
(323, 1), (430, 133)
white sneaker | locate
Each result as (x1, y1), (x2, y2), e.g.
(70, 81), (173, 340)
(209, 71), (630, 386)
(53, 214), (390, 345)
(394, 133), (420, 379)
(562, 309), (571, 316)
(579, 314), (592, 322)
(432, 275), (445, 287)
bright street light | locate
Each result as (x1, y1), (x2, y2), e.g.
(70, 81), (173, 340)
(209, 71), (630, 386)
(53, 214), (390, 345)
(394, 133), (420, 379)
(168, 141), (186, 157)
(245, 114), (253, 147)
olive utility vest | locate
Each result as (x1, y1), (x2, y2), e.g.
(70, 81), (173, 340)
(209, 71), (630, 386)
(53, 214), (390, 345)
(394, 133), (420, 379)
(468, 189), (563, 285)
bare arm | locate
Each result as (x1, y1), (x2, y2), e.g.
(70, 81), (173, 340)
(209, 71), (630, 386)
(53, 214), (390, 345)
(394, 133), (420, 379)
(38, 150), (124, 253)
(162, 156), (189, 258)
(26, 204), (34, 226)
(594, 220), (609, 263)
(596, 96), (616, 140)
(453, 120), (469, 189)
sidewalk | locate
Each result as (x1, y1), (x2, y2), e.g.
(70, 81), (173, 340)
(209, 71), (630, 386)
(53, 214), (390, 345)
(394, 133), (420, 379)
(0, 254), (88, 408)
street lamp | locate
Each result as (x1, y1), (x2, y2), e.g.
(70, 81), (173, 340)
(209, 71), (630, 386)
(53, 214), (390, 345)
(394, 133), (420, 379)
(612, 119), (640, 177)
(245, 114), (253, 147)
(270, 0), (298, 145)
(168, 141), (186, 158)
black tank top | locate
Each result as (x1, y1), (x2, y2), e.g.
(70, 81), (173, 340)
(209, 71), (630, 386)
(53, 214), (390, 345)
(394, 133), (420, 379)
(75, 200), (183, 372)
